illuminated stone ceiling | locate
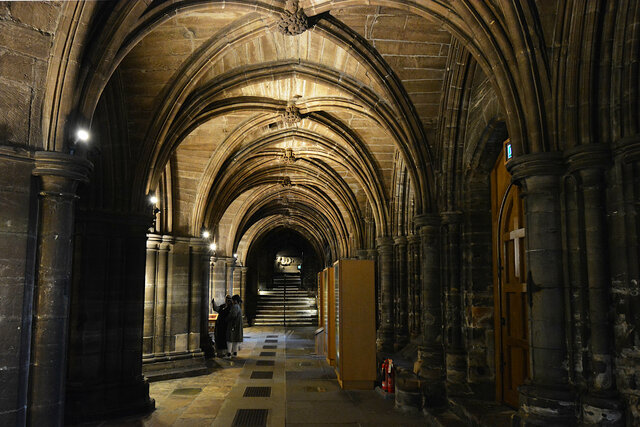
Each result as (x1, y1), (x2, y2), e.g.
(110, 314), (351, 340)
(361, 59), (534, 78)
(106, 1), (454, 260)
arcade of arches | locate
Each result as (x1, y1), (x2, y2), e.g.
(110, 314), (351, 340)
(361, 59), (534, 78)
(0, 1), (639, 425)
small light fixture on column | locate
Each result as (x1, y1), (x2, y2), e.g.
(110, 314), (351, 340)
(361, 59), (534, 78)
(148, 194), (160, 232)
(70, 127), (91, 155)
(209, 242), (217, 252)
(202, 230), (210, 239)
(76, 128), (90, 143)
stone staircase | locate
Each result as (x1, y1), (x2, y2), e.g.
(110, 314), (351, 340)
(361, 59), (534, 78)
(253, 274), (317, 326)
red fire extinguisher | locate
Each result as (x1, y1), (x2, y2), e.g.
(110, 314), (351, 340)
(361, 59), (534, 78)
(381, 359), (395, 393)
(381, 359), (388, 391)
(386, 359), (395, 393)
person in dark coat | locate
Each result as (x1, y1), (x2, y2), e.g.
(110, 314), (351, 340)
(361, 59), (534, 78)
(212, 295), (232, 357)
(226, 294), (244, 358)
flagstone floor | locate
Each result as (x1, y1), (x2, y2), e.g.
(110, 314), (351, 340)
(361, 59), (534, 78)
(79, 326), (431, 427)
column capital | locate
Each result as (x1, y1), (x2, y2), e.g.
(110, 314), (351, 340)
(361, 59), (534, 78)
(414, 213), (440, 228)
(565, 144), (611, 173)
(440, 211), (463, 225)
(376, 236), (394, 249)
(406, 234), (420, 244)
(613, 134), (640, 162)
(393, 235), (407, 245)
(506, 152), (564, 182)
(146, 233), (162, 249)
(33, 151), (93, 197)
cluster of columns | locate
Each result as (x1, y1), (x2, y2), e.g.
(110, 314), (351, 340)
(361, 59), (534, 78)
(142, 235), (209, 374)
(209, 256), (247, 307)
(372, 144), (637, 424)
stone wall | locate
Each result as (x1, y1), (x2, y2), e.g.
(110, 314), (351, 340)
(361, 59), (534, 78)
(0, 148), (36, 426)
(0, 3), (61, 149)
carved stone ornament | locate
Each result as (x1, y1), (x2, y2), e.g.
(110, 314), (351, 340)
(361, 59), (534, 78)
(282, 147), (296, 163)
(277, 0), (310, 36)
(281, 176), (292, 187)
(282, 103), (302, 125)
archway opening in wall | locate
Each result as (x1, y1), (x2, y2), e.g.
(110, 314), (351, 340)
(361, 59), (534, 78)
(491, 139), (531, 407)
(244, 227), (321, 326)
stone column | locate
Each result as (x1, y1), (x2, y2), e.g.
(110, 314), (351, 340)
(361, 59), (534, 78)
(441, 211), (468, 393)
(239, 266), (249, 325)
(376, 236), (394, 352)
(394, 235), (409, 350)
(508, 153), (576, 424)
(201, 254), (215, 357)
(407, 234), (421, 339)
(226, 258), (235, 296)
(232, 266), (242, 297)
(210, 257), (228, 303)
(29, 152), (91, 426)
(143, 234), (161, 355)
(189, 239), (207, 352)
(153, 236), (172, 355)
(567, 146), (623, 424)
(415, 213), (446, 407)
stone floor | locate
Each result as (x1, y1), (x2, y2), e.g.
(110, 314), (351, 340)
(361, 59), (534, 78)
(79, 326), (440, 426)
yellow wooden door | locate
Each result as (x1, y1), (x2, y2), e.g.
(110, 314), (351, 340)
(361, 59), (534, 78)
(492, 141), (530, 407)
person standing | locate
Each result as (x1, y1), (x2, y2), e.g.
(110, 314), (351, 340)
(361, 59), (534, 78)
(226, 295), (244, 358)
(212, 295), (232, 357)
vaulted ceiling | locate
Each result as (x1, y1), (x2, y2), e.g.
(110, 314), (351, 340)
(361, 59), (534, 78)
(91, 1), (469, 262)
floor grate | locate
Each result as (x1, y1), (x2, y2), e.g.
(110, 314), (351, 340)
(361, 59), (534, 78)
(243, 386), (272, 397)
(231, 408), (268, 427)
(259, 351), (276, 357)
(265, 339), (278, 343)
(256, 360), (275, 366)
(263, 345), (277, 349)
(250, 370), (274, 379)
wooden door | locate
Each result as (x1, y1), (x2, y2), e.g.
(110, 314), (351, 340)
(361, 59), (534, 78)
(491, 141), (530, 407)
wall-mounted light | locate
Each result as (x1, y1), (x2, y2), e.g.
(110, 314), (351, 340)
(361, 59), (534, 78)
(202, 231), (210, 239)
(209, 242), (217, 252)
(149, 195), (158, 205)
(233, 253), (238, 259)
(76, 128), (90, 143)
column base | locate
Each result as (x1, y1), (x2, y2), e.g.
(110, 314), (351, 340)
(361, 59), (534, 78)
(513, 384), (577, 426)
(142, 350), (208, 381)
(417, 346), (446, 408)
(65, 376), (154, 425)
(445, 351), (472, 396)
(581, 393), (625, 426)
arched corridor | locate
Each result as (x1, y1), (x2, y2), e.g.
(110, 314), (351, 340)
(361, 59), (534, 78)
(0, 1), (639, 426)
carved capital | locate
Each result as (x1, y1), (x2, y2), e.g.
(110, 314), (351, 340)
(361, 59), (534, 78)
(506, 152), (564, 183)
(414, 213), (440, 228)
(440, 210), (463, 225)
(565, 144), (611, 174)
(376, 236), (394, 251)
(613, 134), (640, 163)
(33, 151), (93, 198)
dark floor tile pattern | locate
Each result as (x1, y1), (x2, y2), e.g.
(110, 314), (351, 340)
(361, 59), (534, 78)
(243, 386), (272, 397)
(231, 408), (268, 427)
(264, 339), (278, 343)
(266, 335), (278, 338)
(256, 360), (275, 366)
(259, 351), (276, 357)
(250, 371), (274, 379)
(262, 345), (277, 349)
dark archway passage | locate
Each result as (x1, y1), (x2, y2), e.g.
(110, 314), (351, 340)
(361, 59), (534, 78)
(245, 228), (321, 326)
